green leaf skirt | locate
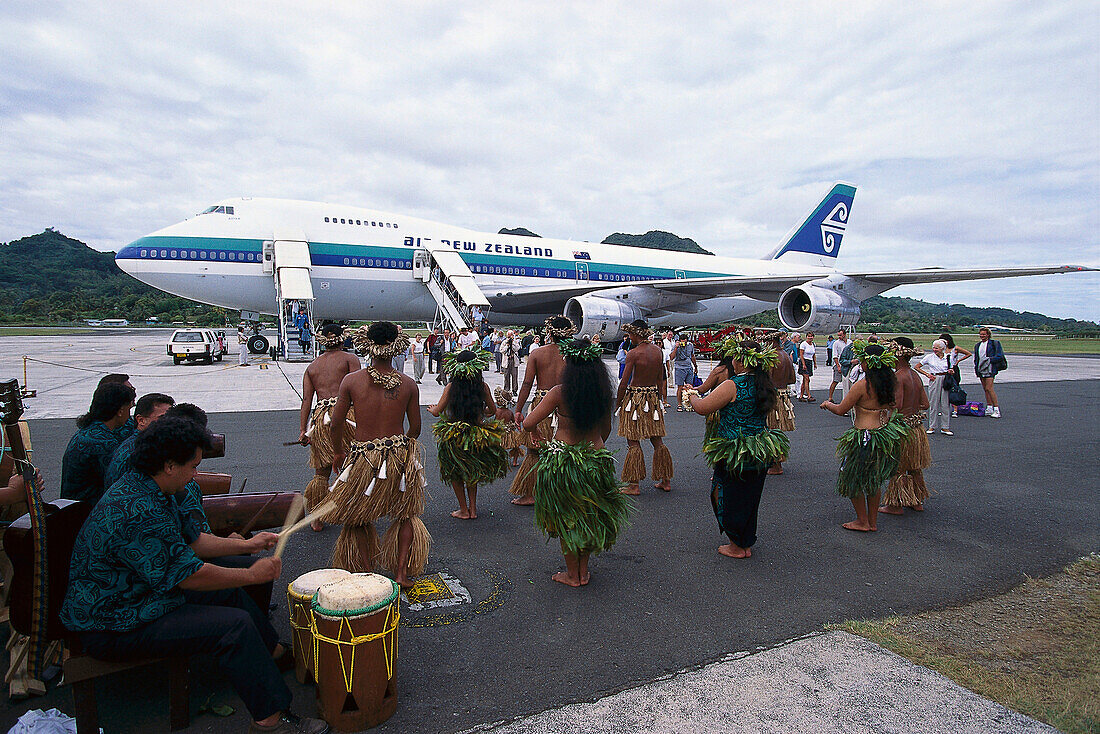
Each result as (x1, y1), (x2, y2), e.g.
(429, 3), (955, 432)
(432, 417), (509, 486)
(534, 441), (633, 556)
(702, 428), (790, 473)
(834, 413), (908, 498)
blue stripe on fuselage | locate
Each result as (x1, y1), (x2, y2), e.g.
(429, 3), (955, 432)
(117, 235), (729, 282)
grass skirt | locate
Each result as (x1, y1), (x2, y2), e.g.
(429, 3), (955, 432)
(511, 390), (552, 496)
(617, 386), (666, 440)
(307, 398), (354, 470)
(534, 441), (632, 556)
(883, 416), (932, 506)
(433, 417), (509, 486)
(835, 413), (907, 498)
(328, 435), (427, 525)
(703, 429), (790, 473)
(766, 392), (796, 432)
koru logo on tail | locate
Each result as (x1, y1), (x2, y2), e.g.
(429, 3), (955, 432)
(820, 203), (848, 253)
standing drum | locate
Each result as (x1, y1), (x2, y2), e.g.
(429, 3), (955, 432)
(311, 573), (400, 731)
(287, 569), (351, 684)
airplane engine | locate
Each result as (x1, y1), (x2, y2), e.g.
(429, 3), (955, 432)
(564, 296), (646, 343)
(777, 285), (860, 334)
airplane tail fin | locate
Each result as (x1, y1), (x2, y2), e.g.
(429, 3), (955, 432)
(765, 182), (856, 267)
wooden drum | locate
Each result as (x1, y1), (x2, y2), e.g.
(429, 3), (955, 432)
(311, 573), (400, 731)
(287, 569), (351, 684)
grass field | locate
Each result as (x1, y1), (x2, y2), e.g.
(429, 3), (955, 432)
(834, 556), (1099, 734)
(0, 326), (100, 336)
(875, 334), (1100, 355)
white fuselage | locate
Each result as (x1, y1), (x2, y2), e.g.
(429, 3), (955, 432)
(115, 197), (840, 328)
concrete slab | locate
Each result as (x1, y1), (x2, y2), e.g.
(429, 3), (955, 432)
(2, 329), (1098, 418)
(466, 631), (1055, 734)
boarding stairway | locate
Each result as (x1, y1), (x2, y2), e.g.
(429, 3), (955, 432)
(263, 232), (317, 362)
(413, 248), (490, 334)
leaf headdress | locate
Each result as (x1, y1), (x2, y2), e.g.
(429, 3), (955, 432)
(443, 349), (492, 379)
(852, 340), (898, 369)
(558, 339), (604, 363)
(712, 337), (779, 371)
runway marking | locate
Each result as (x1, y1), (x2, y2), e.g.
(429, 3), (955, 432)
(402, 571), (471, 611)
(259, 364), (269, 369)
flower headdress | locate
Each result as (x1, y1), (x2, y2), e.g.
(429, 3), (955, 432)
(317, 326), (348, 349)
(622, 321), (653, 342)
(543, 316), (577, 343)
(352, 326), (410, 359)
(852, 340), (898, 369)
(442, 349), (492, 379)
(886, 340), (923, 360)
(558, 339), (604, 363)
(712, 337), (779, 371)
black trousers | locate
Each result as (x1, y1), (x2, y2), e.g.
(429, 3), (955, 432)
(711, 465), (768, 548)
(80, 588), (290, 722)
(428, 350), (443, 372)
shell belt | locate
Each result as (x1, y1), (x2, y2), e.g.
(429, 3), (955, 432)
(348, 435), (411, 455)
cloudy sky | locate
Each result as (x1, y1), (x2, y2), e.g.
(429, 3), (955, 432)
(2, 2), (1097, 320)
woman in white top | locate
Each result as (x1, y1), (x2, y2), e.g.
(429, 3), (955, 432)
(939, 333), (971, 417)
(915, 339), (953, 435)
(797, 332), (817, 402)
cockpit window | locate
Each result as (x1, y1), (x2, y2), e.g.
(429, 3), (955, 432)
(200, 205), (235, 215)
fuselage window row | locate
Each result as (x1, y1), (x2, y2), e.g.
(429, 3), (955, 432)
(324, 216), (398, 229)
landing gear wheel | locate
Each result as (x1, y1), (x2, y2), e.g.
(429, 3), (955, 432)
(173, 356), (182, 365)
(247, 335), (269, 355)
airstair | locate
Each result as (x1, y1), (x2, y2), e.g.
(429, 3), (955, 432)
(412, 248), (490, 334)
(263, 232), (317, 362)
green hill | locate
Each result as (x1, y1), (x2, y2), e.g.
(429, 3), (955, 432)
(0, 229), (229, 325)
(601, 230), (714, 255)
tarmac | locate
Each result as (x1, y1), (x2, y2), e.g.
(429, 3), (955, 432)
(1, 330), (1098, 733)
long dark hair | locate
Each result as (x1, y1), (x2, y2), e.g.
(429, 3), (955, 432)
(939, 333), (956, 349)
(560, 340), (613, 433)
(447, 351), (486, 425)
(863, 344), (897, 406)
(77, 382), (136, 429)
(735, 340), (778, 417)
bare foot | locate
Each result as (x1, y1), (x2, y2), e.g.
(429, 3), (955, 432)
(745, 547), (752, 557)
(654, 481), (671, 492)
(621, 485), (641, 496)
(842, 521), (873, 532)
(468, 509), (477, 519)
(912, 504), (925, 511)
(718, 543), (749, 558)
(451, 509), (472, 519)
(310, 520), (325, 532)
(394, 574), (415, 590)
(552, 571), (583, 587)
(580, 572), (591, 585)
(511, 496), (535, 506)
(878, 506), (904, 515)
(512, 460), (521, 467)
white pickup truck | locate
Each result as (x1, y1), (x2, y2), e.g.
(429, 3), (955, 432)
(167, 328), (224, 365)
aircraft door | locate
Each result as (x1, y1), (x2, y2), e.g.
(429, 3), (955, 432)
(576, 262), (589, 282)
(262, 240), (274, 274)
(413, 249), (430, 281)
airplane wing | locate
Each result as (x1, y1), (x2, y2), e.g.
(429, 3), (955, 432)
(841, 264), (1096, 286)
(484, 272), (824, 313)
(485, 264), (1096, 313)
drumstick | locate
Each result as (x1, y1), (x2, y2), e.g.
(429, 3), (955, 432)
(278, 499), (337, 538)
(239, 492), (279, 536)
(235, 477), (248, 494)
(273, 494), (306, 559)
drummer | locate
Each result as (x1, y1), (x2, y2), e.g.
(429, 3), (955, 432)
(60, 417), (330, 734)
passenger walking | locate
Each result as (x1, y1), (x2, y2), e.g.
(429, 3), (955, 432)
(974, 327), (1006, 418)
(829, 329), (852, 401)
(411, 334), (426, 383)
(797, 332), (817, 402)
(237, 326), (249, 367)
(916, 339), (953, 435)
(501, 330), (521, 393)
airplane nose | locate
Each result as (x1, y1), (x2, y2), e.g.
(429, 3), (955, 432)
(115, 239), (144, 276)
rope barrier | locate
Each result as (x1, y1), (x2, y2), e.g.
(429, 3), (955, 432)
(20, 356), (236, 378)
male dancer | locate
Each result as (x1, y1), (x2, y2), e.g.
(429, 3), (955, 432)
(881, 337), (932, 515)
(511, 316), (574, 506)
(764, 330), (797, 475)
(330, 322), (427, 588)
(299, 324), (361, 531)
(616, 320), (672, 494)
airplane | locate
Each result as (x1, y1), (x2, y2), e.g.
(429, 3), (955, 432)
(114, 184), (1094, 347)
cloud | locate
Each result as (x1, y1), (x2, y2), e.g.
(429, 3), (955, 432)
(1, 1), (1097, 319)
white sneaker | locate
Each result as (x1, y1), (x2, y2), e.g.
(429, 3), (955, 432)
(992, 407), (1001, 418)
(985, 406), (993, 416)
(926, 429), (935, 434)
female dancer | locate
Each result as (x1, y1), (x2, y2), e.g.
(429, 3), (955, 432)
(494, 388), (525, 467)
(685, 339), (788, 558)
(428, 350), (507, 519)
(523, 338), (632, 587)
(820, 342), (907, 532)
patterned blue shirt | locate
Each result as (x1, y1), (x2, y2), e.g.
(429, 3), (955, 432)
(104, 432), (138, 490)
(106, 435), (211, 536)
(61, 472), (204, 632)
(60, 422), (123, 503)
(716, 374), (767, 438)
(113, 416), (137, 442)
